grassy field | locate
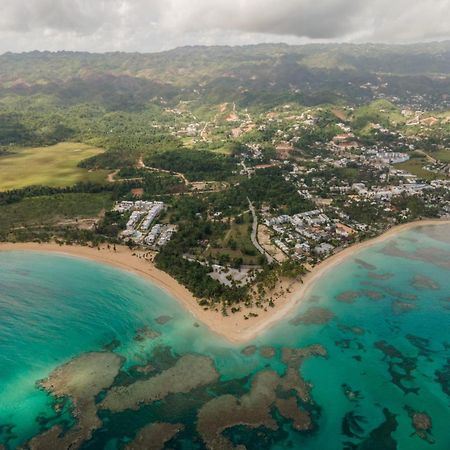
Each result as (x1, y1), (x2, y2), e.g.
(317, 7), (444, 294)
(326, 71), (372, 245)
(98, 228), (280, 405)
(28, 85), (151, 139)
(431, 149), (450, 163)
(396, 158), (441, 181)
(0, 193), (113, 230)
(352, 100), (406, 130)
(204, 213), (259, 264)
(0, 142), (107, 191)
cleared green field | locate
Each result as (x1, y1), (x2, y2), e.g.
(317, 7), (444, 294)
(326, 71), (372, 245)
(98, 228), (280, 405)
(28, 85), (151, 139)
(0, 193), (113, 230)
(0, 142), (107, 191)
(396, 158), (441, 181)
(204, 213), (259, 264)
(432, 149), (450, 163)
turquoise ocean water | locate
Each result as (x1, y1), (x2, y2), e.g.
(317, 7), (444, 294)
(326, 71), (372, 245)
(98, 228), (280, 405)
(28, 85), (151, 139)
(0, 224), (449, 449)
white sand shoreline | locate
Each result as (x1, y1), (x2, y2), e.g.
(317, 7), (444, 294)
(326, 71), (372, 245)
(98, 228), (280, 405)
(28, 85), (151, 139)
(237, 219), (450, 341)
(1, 219), (449, 343)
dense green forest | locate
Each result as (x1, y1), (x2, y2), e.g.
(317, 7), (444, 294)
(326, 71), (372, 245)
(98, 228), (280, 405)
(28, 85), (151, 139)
(208, 167), (315, 215)
(144, 149), (236, 181)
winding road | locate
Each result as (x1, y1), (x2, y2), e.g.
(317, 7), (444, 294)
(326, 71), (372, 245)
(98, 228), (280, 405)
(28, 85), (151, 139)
(248, 198), (274, 264)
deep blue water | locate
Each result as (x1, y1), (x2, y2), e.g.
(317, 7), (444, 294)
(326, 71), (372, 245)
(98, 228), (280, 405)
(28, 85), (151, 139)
(0, 224), (449, 449)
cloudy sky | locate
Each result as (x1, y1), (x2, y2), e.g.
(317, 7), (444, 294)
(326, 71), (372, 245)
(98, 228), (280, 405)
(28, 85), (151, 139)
(1, 0), (450, 53)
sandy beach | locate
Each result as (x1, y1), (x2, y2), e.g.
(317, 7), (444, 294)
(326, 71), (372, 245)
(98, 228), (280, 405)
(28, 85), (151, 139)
(1, 219), (449, 343)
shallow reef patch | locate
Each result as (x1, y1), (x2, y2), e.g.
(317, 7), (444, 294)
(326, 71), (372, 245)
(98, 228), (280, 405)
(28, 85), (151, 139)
(336, 291), (360, 303)
(155, 315), (172, 325)
(411, 274), (440, 291)
(27, 352), (123, 450)
(196, 345), (327, 450)
(101, 354), (219, 412)
(354, 258), (376, 271)
(134, 326), (161, 342)
(404, 405), (434, 444)
(290, 307), (335, 326)
(374, 341), (419, 395)
(125, 422), (184, 450)
(259, 346), (276, 359)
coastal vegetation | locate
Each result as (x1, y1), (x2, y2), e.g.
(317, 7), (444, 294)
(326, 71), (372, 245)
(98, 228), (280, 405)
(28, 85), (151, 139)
(0, 192), (111, 227)
(155, 221), (250, 306)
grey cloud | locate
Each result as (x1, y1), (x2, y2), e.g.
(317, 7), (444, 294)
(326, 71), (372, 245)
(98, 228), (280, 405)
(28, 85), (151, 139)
(363, 0), (450, 42)
(0, 0), (126, 34)
(0, 0), (450, 53)
(164, 0), (365, 40)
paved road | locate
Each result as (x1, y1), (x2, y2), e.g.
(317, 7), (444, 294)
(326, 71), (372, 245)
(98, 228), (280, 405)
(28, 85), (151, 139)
(248, 198), (274, 264)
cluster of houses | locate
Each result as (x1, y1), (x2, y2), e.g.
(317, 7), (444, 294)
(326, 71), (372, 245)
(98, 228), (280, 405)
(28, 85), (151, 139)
(424, 161), (450, 177)
(263, 209), (359, 262)
(366, 150), (410, 165)
(351, 181), (431, 200)
(252, 130), (449, 264)
(144, 224), (178, 249)
(231, 113), (449, 265)
(114, 201), (177, 249)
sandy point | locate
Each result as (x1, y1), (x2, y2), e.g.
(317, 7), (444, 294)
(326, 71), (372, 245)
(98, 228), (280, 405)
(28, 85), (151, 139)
(0, 219), (449, 344)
